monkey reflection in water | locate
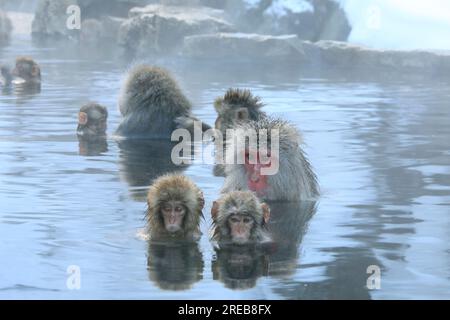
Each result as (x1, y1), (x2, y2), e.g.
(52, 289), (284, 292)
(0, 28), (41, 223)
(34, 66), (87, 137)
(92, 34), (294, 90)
(265, 201), (317, 276)
(145, 174), (205, 290)
(147, 242), (204, 291)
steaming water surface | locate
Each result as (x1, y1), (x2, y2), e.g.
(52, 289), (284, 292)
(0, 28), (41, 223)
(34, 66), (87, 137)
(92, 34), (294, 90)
(0, 34), (449, 299)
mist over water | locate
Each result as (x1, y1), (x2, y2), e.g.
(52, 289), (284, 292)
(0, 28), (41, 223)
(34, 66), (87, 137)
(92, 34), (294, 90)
(0, 6), (449, 299)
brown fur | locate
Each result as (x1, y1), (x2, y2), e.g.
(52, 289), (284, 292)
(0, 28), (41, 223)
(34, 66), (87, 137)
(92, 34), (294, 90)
(211, 191), (270, 245)
(146, 174), (204, 241)
(117, 64), (210, 138)
(214, 88), (265, 134)
(77, 102), (108, 138)
(13, 56), (41, 85)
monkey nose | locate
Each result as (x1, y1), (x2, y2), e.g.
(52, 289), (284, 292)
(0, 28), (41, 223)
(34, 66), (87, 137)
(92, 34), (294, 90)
(169, 215), (177, 224)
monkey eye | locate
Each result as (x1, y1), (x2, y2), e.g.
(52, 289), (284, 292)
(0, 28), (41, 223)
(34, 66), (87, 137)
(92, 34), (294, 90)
(243, 217), (252, 224)
(174, 206), (183, 213)
(230, 217), (240, 223)
(162, 205), (172, 212)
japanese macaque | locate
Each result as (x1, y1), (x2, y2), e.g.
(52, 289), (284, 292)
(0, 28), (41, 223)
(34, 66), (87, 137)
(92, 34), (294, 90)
(213, 88), (266, 177)
(116, 65), (210, 138)
(11, 57), (41, 87)
(214, 88), (266, 135)
(211, 191), (271, 246)
(147, 242), (203, 291)
(77, 103), (108, 156)
(77, 103), (108, 138)
(221, 117), (319, 201)
(146, 174), (204, 241)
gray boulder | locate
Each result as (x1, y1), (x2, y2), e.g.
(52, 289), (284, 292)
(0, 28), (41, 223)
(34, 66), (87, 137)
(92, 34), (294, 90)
(80, 16), (125, 44)
(31, 0), (78, 40)
(118, 4), (234, 57)
(181, 32), (305, 61)
(221, 0), (351, 42)
(300, 40), (450, 77)
(77, 0), (150, 19)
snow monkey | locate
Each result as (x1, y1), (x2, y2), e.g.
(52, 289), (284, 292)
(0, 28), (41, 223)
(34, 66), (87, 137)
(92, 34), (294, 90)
(211, 191), (271, 246)
(221, 117), (319, 201)
(146, 174), (204, 241)
(77, 103), (108, 138)
(117, 65), (210, 138)
(213, 88), (266, 176)
(214, 88), (266, 135)
(11, 57), (41, 86)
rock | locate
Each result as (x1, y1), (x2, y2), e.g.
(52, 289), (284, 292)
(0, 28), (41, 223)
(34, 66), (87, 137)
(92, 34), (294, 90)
(0, 10), (13, 46)
(80, 16), (125, 44)
(31, 0), (78, 40)
(300, 40), (450, 78)
(5, 11), (33, 35)
(181, 32), (305, 61)
(118, 4), (234, 57)
(77, 0), (148, 19)
(222, 0), (351, 42)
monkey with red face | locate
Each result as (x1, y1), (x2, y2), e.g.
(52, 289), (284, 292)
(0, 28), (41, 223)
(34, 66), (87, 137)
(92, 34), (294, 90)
(222, 117), (319, 202)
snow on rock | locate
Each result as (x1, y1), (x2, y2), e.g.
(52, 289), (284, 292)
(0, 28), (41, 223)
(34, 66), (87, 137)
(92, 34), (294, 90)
(337, 0), (450, 50)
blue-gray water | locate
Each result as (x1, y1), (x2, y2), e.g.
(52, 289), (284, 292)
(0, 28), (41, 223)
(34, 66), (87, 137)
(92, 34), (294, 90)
(0, 34), (449, 299)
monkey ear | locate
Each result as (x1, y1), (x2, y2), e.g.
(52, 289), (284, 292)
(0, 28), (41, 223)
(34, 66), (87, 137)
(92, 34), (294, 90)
(211, 201), (219, 220)
(261, 203), (271, 224)
(235, 108), (249, 121)
(78, 112), (88, 125)
(198, 192), (205, 210)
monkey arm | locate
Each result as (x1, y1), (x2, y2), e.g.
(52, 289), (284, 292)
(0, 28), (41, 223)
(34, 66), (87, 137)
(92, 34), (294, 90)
(175, 115), (211, 134)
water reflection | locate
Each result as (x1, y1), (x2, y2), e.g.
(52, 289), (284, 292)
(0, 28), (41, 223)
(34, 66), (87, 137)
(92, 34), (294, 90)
(212, 244), (269, 290)
(266, 201), (317, 276)
(78, 137), (108, 156)
(117, 140), (190, 200)
(147, 242), (204, 291)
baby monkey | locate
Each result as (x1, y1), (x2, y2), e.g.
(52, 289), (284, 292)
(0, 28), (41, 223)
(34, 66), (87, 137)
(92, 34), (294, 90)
(11, 56), (41, 86)
(146, 174), (204, 241)
(211, 191), (270, 246)
(77, 103), (108, 138)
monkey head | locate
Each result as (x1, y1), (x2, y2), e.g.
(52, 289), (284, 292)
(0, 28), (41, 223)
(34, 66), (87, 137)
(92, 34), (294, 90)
(211, 191), (270, 245)
(77, 103), (108, 138)
(11, 57), (41, 85)
(147, 174), (204, 240)
(223, 117), (319, 201)
(214, 88), (264, 134)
